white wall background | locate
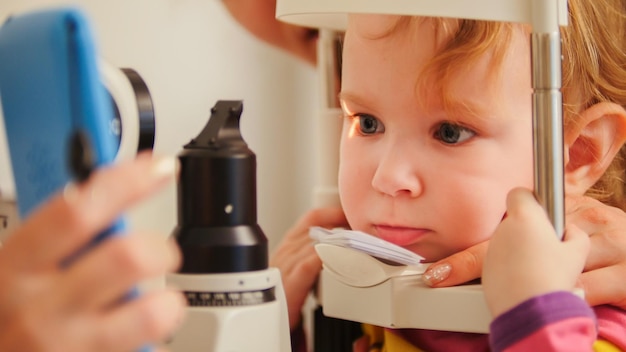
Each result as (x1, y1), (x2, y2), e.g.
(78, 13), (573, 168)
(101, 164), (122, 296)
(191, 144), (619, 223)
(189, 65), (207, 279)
(0, 0), (318, 249)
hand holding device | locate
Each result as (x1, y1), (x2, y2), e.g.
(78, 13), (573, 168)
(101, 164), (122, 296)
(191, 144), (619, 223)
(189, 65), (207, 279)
(0, 7), (156, 352)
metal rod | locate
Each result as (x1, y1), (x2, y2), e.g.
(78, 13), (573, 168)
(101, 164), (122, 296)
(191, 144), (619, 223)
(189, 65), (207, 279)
(531, 31), (565, 238)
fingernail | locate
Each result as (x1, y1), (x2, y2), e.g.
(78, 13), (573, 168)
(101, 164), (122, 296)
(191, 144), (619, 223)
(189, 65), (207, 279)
(151, 156), (178, 179)
(422, 263), (451, 286)
(63, 182), (80, 202)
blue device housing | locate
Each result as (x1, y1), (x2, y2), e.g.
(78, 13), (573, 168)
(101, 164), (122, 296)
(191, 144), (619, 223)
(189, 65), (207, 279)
(0, 8), (148, 351)
(0, 7), (117, 217)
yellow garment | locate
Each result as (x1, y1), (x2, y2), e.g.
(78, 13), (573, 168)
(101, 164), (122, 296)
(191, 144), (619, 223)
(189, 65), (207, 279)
(594, 340), (622, 352)
(362, 324), (423, 352)
(363, 324), (621, 352)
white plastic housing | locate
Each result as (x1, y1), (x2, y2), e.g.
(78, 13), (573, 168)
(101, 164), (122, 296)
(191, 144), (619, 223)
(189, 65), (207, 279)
(167, 268), (291, 352)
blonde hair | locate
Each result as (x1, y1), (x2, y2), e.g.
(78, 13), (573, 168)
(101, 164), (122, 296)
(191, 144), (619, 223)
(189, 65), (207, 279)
(390, 0), (626, 209)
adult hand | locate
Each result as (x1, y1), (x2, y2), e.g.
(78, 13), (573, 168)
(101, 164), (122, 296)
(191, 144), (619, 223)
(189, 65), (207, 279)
(222, 0), (319, 65)
(567, 195), (626, 309)
(270, 207), (348, 330)
(482, 188), (589, 317)
(421, 241), (488, 288)
(0, 153), (185, 352)
(422, 192), (626, 311)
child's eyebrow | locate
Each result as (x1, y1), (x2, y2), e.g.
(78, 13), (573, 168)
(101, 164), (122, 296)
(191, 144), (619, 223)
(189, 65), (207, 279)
(439, 98), (490, 122)
(339, 91), (490, 122)
(338, 92), (372, 114)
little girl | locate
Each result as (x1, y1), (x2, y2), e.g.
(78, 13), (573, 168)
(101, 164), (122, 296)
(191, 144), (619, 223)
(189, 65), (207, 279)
(335, 0), (626, 350)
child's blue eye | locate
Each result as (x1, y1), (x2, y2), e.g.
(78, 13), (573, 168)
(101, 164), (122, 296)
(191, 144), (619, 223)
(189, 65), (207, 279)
(434, 122), (475, 144)
(357, 114), (384, 135)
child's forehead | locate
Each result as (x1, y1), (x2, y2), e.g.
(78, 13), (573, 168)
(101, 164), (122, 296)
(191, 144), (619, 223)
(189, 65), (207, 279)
(347, 15), (458, 46)
(345, 14), (528, 55)
(347, 14), (401, 35)
(344, 15), (532, 120)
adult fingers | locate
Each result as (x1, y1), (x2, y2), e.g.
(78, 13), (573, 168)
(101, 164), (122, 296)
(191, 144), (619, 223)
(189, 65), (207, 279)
(562, 224), (590, 263)
(57, 234), (180, 311)
(270, 231), (321, 296)
(5, 153), (177, 270)
(422, 241), (488, 287)
(584, 230), (624, 271)
(578, 266), (626, 309)
(271, 208), (345, 329)
(564, 195), (623, 233)
(564, 195), (602, 234)
(280, 251), (322, 329)
(271, 240), (318, 275)
(565, 196), (626, 271)
(271, 207), (346, 269)
(94, 289), (186, 352)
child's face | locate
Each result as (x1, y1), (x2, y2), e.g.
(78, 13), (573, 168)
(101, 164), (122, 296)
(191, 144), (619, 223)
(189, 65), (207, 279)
(338, 15), (536, 261)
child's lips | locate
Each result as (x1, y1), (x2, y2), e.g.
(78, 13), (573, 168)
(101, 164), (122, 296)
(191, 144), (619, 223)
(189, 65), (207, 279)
(374, 225), (429, 247)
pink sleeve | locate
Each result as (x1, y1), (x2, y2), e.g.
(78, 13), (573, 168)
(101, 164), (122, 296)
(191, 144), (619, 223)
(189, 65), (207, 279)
(489, 291), (597, 352)
(595, 305), (626, 349)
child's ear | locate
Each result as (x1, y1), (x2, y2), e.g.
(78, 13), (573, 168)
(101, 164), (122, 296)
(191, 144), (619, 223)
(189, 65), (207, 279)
(564, 102), (626, 196)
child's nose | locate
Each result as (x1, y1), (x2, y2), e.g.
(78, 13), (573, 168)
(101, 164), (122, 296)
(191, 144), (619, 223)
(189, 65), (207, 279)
(371, 146), (423, 198)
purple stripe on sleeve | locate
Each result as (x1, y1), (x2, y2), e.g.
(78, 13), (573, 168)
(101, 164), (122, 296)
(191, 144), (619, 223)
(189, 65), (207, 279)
(489, 291), (595, 352)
